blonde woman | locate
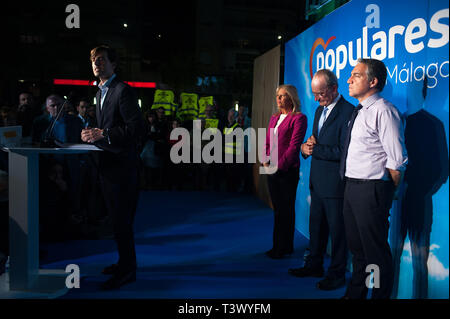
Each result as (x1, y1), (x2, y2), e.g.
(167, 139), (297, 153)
(264, 84), (307, 259)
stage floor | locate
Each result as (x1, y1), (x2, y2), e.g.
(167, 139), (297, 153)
(1, 191), (346, 299)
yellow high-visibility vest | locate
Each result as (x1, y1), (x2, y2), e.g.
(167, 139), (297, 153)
(177, 92), (198, 121)
(172, 103), (178, 115)
(151, 89), (176, 116)
(223, 123), (241, 155)
(198, 96), (214, 119)
(204, 118), (219, 134)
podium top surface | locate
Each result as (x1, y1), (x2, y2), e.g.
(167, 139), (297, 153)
(1, 142), (102, 154)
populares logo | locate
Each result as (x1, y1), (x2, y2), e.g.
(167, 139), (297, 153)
(309, 36), (336, 79)
(308, 5), (448, 84)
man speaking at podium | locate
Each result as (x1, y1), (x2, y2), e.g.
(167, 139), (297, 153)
(81, 45), (145, 290)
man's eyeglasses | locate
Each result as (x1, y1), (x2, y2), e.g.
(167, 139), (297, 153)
(312, 88), (329, 98)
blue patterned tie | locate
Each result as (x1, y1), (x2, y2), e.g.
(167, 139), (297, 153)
(317, 106), (328, 135)
(339, 104), (363, 179)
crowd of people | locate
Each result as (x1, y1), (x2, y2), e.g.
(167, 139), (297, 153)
(140, 103), (253, 192)
(1, 92), (111, 244)
(0, 90), (253, 244)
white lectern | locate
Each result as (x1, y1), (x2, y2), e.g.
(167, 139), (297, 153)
(2, 143), (100, 296)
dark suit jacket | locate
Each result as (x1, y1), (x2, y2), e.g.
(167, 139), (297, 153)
(94, 77), (145, 183)
(308, 96), (354, 198)
(31, 114), (52, 143)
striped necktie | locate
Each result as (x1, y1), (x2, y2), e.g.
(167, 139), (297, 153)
(317, 106), (328, 134)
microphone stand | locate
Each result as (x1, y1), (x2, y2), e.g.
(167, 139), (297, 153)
(41, 99), (68, 147)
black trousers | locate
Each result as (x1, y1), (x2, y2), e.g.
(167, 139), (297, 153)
(308, 189), (347, 278)
(99, 172), (139, 272)
(267, 167), (299, 254)
(343, 179), (395, 299)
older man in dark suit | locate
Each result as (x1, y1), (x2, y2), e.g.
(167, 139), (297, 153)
(81, 45), (145, 290)
(289, 69), (354, 291)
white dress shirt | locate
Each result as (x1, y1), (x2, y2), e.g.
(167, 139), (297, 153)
(274, 114), (287, 134)
(98, 73), (116, 110)
(345, 93), (408, 180)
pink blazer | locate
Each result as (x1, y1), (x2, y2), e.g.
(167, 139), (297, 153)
(265, 112), (307, 172)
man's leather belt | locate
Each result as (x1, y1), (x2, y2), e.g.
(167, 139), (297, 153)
(346, 177), (385, 183)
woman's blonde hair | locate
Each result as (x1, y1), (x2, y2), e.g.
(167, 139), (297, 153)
(276, 84), (301, 115)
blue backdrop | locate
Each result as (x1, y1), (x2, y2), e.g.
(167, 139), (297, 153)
(285, 0), (449, 299)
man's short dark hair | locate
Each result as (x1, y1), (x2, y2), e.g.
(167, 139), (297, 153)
(314, 69), (338, 88)
(18, 92), (33, 104)
(78, 97), (90, 106)
(145, 110), (157, 118)
(19, 92), (32, 98)
(46, 94), (63, 105)
(90, 45), (118, 64)
(357, 58), (387, 92)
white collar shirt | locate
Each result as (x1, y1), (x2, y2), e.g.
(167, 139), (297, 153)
(345, 93), (408, 180)
(98, 73), (116, 110)
(323, 94), (341, 121)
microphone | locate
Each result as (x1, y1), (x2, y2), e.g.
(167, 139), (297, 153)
(41, 99), (68, 147)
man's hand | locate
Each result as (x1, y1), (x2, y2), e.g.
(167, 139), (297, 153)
(388, 169), (402, 188)
(81, 128), (104, 143)
(301, 143), (314, 156)
(306, 135), (317, 145)
(301, 135), (316, 157)
(388, 169), (404, 200)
